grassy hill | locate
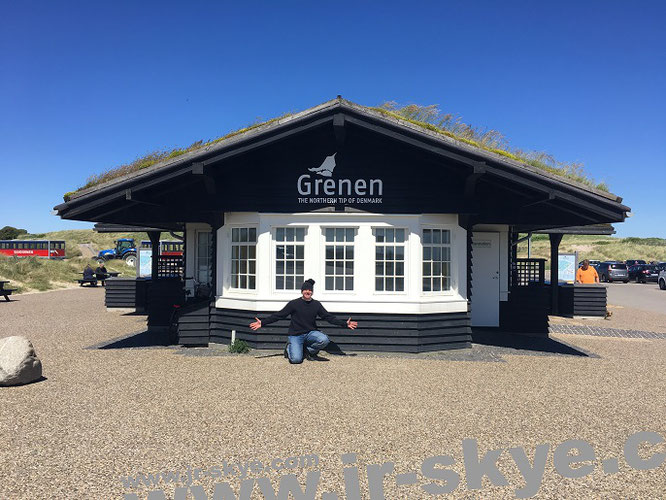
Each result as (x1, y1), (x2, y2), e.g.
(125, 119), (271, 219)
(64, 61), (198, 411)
(0, 229), (173, 293)
(517, 234), (666, 268)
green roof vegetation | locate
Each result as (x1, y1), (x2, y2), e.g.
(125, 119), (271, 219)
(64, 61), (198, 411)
(64, 100), (610, 202)
(372, 102), (609, 193)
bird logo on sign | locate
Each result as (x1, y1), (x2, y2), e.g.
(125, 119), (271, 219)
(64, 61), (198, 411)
(308, 153), (337, 177)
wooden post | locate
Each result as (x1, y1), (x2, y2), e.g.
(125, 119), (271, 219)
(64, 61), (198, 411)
(549, 233), (563, 314)
(148, 231), (160, 280)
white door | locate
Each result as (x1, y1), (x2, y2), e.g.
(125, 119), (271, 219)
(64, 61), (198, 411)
(471, 232), (500, 327)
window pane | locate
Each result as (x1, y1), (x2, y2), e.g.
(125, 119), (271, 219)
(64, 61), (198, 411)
(386, 246), (394, 260)
(276, 261), (284, 273)
(335, 246), (343, 259)
(296, 246), (304, 259)
(276, 276), (284, 289)
(376, 262), (383, 275)
(276, 245), (284, 258)
(286, 228), (295, 241)
(423, 278), (431, 291)
(286, 261), (294, 274)
(396, 262), (404, 276)
(423, 247), (431, 260)
(335, 261), (343, 274)
(335, 277), (343, 290)
(249, 276), (256, 289)
(249, 261), (256, 274)
(296, 261), (304, 274)
(234, 275), (239, 288)
(345, 246), (354, 259)
(232, 260), (238, 273)
(296, 275), (304, 284)
(276, 228), (285, 241)
(442, 247), (451, 261)
(286, 245), (294, 259)
(249, 228), (257, 242)
(286, 276), (294, 289)
(240, 246), (247, 259)
(396, 278), (404, 291)
(386, 262), (394, 275)
(249, 246), (256, 259)
(326, 246), (334, 259)
(386, 228), (394, 242)
(376, 247), (384, 260)
(240, 261), (247, 273)
(433, 230), (441, 244)
(396, 246), (404, 260)
(239, 275), (247, 288)
(396, 229), (405, 243)
(326, 228), (334, 242)
(442, 230), (450, 244)
(240, 228), (248, 242)
(232, 228), (239, 242)
(326, 277), (334, 290)
(386, 278), (394, 291)
(375, 228), (384, 242)
(336, 228), (344, 241)
(376, 277), (384, 291)
(296, 228), (305, 241)
(433, 262), (441, 276)
(345, 277), (353, 290)
(346, 228), (354, 241)
(423, 229), (431, 244)
(433, 279), (441, 292)
(326, 261), (334, 274)
(345, 261), (353, 274)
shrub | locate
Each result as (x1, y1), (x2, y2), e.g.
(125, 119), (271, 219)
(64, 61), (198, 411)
(228, 339), (250, 354)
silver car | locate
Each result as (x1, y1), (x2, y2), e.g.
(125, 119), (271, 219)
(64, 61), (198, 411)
(659, 270), (666, 290)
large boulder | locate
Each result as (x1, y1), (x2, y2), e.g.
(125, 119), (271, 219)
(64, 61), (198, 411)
(0, 336), (43, 386)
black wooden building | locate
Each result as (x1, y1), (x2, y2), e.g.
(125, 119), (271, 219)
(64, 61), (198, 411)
(55, 97), (630, 352)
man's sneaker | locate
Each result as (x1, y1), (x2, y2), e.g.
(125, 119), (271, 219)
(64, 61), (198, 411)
(283, 345), (289, 359)
(305, 351), (329, 361)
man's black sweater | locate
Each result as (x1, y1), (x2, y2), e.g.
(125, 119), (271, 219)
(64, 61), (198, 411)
(261, 298), (347, 335)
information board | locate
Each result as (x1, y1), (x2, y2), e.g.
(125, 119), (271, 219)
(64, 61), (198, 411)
(558, 252), (578, 283)
(138, 248), (152, 278)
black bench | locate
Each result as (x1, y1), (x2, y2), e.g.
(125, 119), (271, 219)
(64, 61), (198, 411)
(2, 288), (16, 301)
(78, 278), (98, 287)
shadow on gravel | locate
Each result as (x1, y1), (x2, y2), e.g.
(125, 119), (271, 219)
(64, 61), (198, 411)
(472, 329), (595, 357)
(86, 330), (174, 350)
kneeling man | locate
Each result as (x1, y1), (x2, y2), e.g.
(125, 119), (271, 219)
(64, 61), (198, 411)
(249, 279), (358, 363)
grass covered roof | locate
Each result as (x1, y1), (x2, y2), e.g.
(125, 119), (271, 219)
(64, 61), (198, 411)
(64, 99), (610, 202)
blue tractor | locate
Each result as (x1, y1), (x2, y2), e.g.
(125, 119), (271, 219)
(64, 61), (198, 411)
(97, 238), (138, 267)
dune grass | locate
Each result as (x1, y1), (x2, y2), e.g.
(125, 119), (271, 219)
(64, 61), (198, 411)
(517, 234), (666, 265)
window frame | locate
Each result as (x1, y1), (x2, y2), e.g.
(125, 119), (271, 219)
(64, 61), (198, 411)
(320, 226), (358, 294)
(272, 225), (308, 293)
(229, 225), (258, 291)
(421, 225), (455, 295)
(372, 226), (409, 295)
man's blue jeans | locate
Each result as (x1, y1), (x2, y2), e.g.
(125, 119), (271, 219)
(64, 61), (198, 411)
(287, 330), (330, 364)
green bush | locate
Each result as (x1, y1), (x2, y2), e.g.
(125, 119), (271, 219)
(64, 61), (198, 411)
(228, 339), (250, 354)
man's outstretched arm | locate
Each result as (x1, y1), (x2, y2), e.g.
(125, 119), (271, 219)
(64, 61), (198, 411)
(249, 302), (293, 331)
(318, 304), (358, 330)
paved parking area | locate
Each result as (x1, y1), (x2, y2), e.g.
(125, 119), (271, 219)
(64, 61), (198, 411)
(606, 281), (665, 313)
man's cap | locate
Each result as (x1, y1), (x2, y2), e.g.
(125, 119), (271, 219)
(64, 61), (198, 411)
(301, 279), (315, 291)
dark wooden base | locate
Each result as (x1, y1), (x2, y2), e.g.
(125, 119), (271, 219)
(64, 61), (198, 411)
(205, 307), (472, 352)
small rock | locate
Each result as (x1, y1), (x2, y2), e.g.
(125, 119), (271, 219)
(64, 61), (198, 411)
(0, 336), (43, 386)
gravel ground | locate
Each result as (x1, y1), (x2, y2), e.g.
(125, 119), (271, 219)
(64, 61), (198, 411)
(1, 288), (665, 499)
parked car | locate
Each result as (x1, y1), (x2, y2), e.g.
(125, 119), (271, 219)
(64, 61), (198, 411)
(654, 262), (666, 272)
(659, 270), (666, 290)
(578, 259), (601, 268)
(597, 262), (629, 283)
(625, 259), (646, 267)
(627, 264), (659, 283)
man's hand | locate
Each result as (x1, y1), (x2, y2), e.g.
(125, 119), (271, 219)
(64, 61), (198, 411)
(249, 317), (262, 331)
(347, 317), (358, 330)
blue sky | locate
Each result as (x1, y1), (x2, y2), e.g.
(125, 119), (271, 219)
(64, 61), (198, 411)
(2, 1), (664, 237)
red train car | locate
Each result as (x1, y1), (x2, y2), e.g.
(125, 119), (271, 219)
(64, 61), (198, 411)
(139, 240), (183, 256)
(0, 240), (66, 259)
